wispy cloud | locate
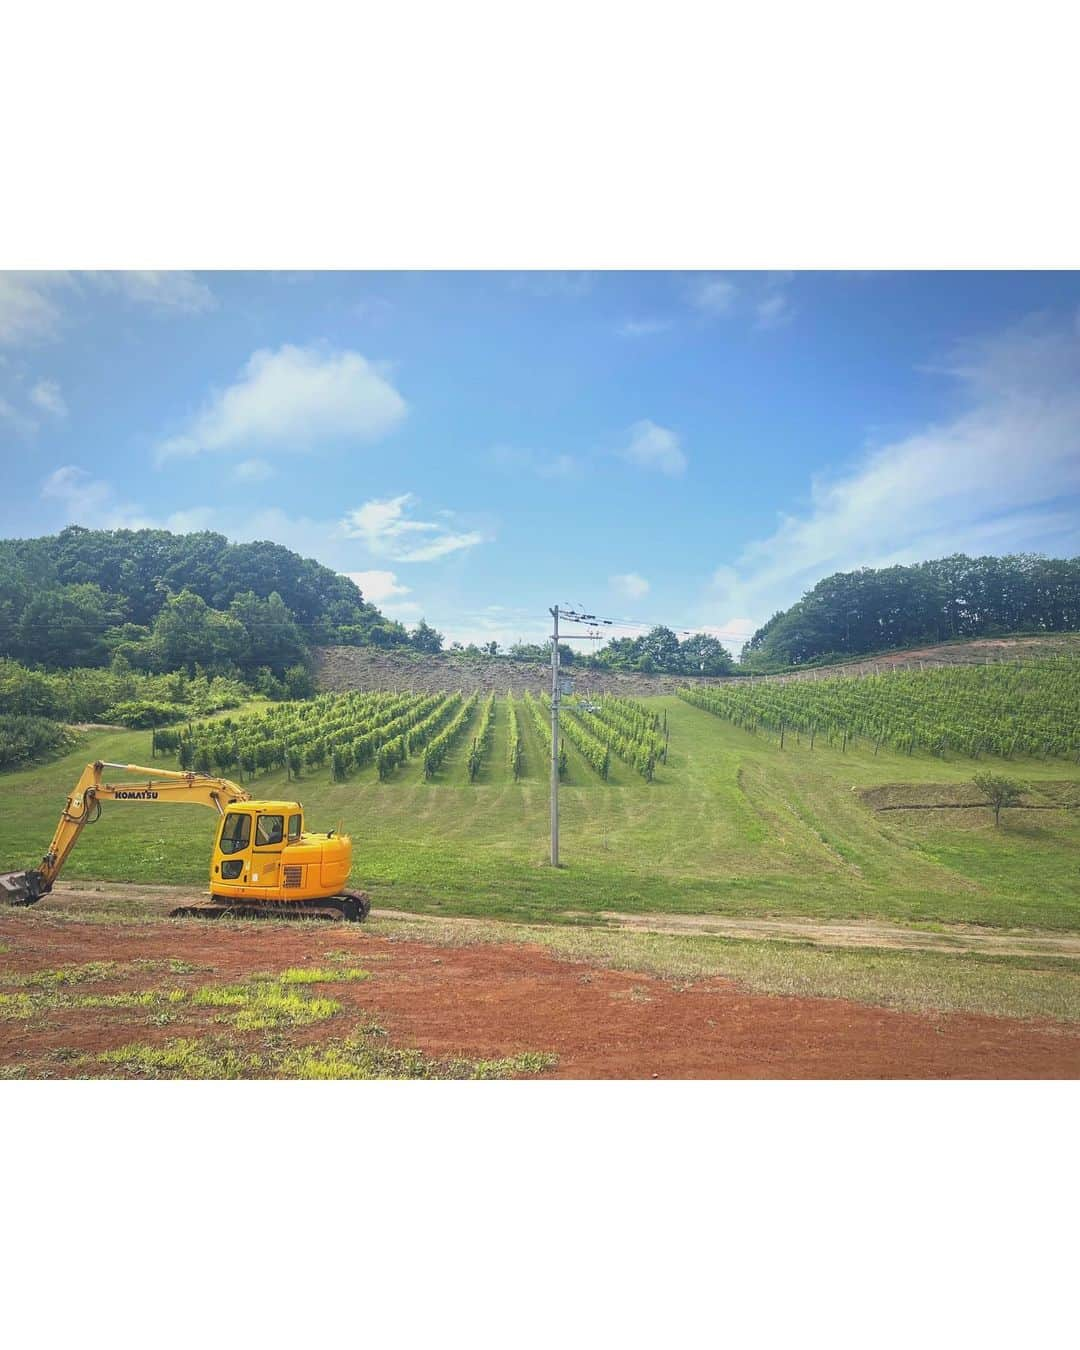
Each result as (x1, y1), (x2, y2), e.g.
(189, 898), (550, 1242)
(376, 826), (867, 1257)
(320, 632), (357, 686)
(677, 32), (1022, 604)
(610, 571), (650, 599)
(156, 343), (407, 460)
(436, 604), (546, 650)
(0, 271), (216, 349)
(618, 419), (687, 476)
(688, 272), (795, 330)
(231, 457), (274, 482)
(86, 271), (216, 314)
(755, 274), (795, 329)
(0, 273), (72, 346)
(41, 465), (152, 529)
(706, 314), (1080, 634)
(690, 275), (737, 316)
(29, 378), (66, 418)
(617, 318), (673, 338)
(0, 396), (36, 436)
(490, 445), (581, 479)
(510, 271), (593, 298)
(341, 493), (486, 563)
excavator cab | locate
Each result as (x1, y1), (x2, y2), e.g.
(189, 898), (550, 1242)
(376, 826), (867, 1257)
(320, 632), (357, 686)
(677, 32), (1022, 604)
(209, 800), (353, 907)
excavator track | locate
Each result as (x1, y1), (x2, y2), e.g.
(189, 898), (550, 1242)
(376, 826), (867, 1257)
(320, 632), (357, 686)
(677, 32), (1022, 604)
(169, 890), (372, 923)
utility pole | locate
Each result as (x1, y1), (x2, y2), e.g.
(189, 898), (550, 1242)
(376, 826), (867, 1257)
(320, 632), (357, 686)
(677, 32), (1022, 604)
(550, 604), (560, 866)
(547, 605), (606, 866)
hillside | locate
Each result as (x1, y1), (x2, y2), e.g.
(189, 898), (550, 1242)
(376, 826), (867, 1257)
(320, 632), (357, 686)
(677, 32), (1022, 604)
(3, 689), (1077, 935)
(315, 645), (714, 696)
(315, 632), (1080, 695)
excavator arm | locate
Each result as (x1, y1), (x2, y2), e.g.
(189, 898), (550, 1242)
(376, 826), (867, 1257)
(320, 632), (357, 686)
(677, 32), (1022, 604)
(0, 761), (250, 906)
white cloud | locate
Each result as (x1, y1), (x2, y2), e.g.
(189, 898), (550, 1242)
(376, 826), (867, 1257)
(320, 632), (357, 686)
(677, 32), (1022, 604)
(490, 445), (580, 478)
(40, 465), (153, 529)
(618, 419), (687, 476)
(344, 569), (412, 605)
(232, 457), (274, 482)
(156, 343), (407, 460)
(86, 271), (216, 314)
(341, 493), (486, 563)
(610, 571), (650, 599)
(706, 315), (1080, 634)
(0, 273), (71, 346)
(617, 318), (673, 338)
(29, 378), (66, 418)
(691, 276), (737, 316)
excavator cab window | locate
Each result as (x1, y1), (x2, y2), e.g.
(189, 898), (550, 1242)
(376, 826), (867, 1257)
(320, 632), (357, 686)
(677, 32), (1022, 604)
(287, 813), (302, 841)
(219, 812), (252, 855)
(255, 814), (284, 847)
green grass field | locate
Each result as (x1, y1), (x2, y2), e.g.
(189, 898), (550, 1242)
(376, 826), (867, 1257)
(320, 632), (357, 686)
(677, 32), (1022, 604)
(1, 694), (1078, 932)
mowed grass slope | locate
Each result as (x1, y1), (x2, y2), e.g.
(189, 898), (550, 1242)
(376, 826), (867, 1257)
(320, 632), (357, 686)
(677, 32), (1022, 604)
(1, 697), (1078, 930)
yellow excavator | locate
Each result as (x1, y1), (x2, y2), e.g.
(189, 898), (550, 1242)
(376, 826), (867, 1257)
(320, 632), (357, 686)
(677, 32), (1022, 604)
(0, 761), (371, 921)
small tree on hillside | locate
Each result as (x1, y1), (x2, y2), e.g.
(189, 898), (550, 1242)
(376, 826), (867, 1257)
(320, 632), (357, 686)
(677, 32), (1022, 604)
(972, 771), (1025, 827)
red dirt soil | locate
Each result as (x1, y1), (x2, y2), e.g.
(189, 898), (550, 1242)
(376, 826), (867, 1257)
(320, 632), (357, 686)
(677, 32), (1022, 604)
(2, 915), (1078, 1079)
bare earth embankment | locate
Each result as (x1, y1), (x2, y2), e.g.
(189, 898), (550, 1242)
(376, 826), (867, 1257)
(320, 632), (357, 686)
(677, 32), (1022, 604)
(315, 633), (1080, 695)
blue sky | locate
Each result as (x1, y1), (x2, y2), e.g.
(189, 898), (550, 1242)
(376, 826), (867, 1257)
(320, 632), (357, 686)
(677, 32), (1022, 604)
(1, 269), (1079, 651)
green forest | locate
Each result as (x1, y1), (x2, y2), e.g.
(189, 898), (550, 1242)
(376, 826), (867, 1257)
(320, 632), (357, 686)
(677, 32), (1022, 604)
(0, 525), (419, 680)
(743, 553), (1080, 669)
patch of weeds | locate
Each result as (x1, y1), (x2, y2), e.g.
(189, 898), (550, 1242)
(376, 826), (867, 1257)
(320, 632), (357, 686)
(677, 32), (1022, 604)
(1, 982), (192, 1021)
(99, 1037), (262, 1080)
(192, 980), (342, 1031)
(0, 961), (118, 989)
(0, 1064), (29, 1079)
(281, 1027), (557, 1080)
(132, 958), (209, 975)
(76, 988), (188, 1010)
(323, 949), (389, 963)
(471, 1052), (558, 1078)
(0, 992), (35, 1019)
(255, 967), (370, 985)
(0, 942), (11, 955)
(84, 1020), (559, 1081)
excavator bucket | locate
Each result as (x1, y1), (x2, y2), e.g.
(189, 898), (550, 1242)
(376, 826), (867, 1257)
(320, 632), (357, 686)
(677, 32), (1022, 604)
(0, 871), (47, 906)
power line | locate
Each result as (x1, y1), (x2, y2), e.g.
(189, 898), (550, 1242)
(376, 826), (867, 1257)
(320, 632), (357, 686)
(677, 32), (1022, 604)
(559, 610), (750, 641)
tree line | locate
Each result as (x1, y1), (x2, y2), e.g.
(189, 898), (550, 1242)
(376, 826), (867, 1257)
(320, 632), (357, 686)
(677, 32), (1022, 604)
(742, 553), (1080, 669)
(0, 525), (444, 678)
(504, 629), (734, 676)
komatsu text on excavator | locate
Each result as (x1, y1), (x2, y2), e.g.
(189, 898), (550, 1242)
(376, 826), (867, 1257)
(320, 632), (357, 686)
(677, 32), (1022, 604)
(0, 761), (370, 921)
